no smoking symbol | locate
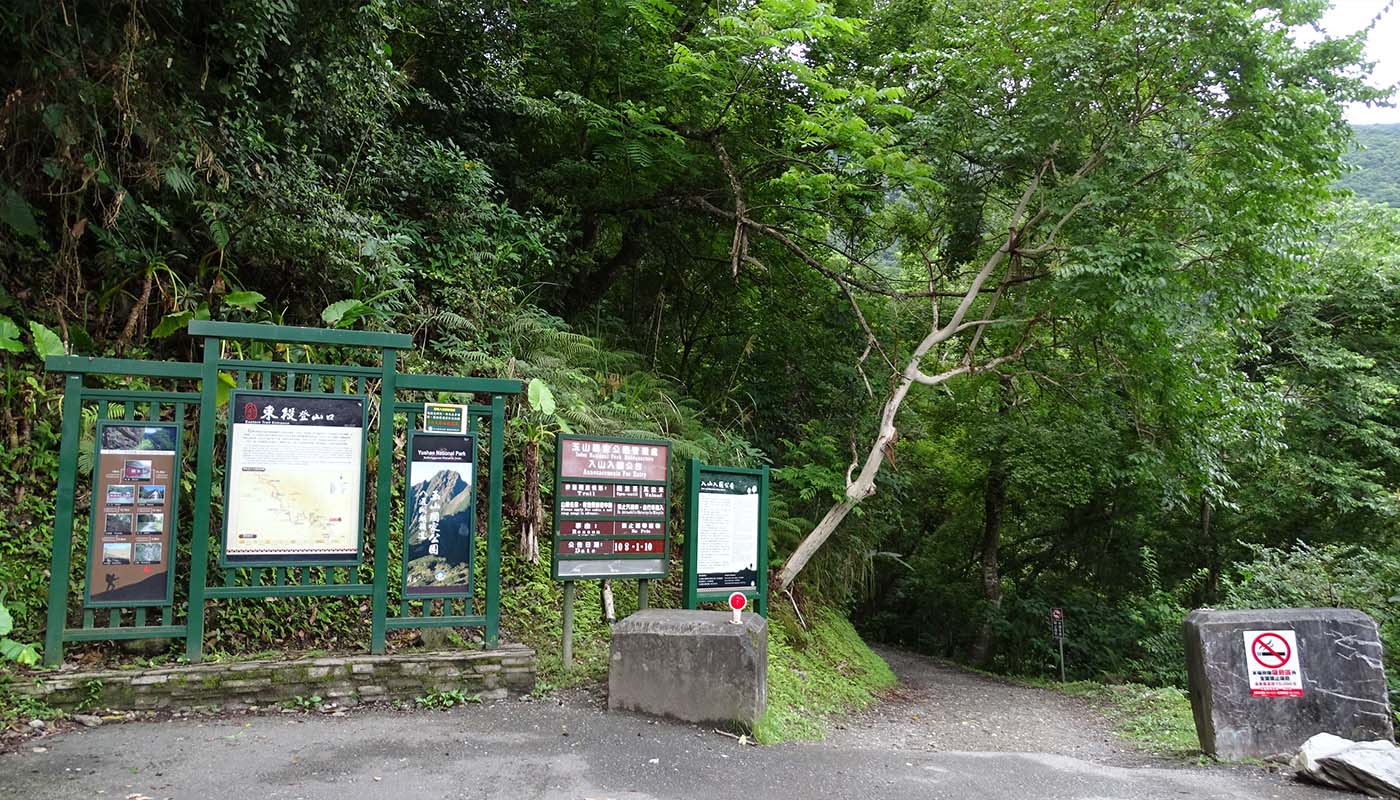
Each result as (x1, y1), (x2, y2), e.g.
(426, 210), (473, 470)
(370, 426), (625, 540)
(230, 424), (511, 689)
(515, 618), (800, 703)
(1251, 633), (1291, 669)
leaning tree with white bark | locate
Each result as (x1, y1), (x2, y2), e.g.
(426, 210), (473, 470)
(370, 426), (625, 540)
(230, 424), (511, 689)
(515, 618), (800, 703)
(679, 0), (1372, 592)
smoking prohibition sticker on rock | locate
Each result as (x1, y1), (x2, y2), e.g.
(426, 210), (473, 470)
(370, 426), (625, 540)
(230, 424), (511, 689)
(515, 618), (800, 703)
(1243, 629), (1304, 698)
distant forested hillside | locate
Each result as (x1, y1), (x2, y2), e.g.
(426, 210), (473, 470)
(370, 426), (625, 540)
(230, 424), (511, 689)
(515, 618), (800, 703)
(1342, 124), (1400, 206)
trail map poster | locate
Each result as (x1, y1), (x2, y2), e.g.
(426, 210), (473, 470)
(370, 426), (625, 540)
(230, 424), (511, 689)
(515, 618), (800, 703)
(552, 435), (671, 580)
(88, 423), (179, 606)
(224, 393), (365, 564)
(695, 471), (761, 591)
(403, 433), (475, 596)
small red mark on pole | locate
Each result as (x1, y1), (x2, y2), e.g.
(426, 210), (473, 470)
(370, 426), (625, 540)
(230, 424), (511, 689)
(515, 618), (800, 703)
(729, 592), (746, 624)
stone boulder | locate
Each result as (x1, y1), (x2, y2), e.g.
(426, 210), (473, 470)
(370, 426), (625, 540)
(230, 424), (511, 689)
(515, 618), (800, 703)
(608, 609), (767, 727)
(1184, 608), (1393, 759)
(1293, 733), (1400, 797)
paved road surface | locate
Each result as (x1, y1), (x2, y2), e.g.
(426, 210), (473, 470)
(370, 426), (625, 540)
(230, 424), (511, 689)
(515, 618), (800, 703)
(2, 650), (1339, 800)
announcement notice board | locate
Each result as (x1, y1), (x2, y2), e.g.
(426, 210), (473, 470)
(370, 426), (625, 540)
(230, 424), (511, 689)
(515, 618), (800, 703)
(403, 432), (476, 596)
(88, 422), (180, 606)
(1244, 629), (1304, 698)
(224, 393), (366, 564)
(552, 435), (671, 580)
(684, 460), (769, 614)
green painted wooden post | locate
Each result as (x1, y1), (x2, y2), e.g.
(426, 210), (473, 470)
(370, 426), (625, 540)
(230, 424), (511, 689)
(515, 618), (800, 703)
(370, 348), (397, 654)
(682, 457), (700, 611)
(757, 465), (770, 617)
(637, 579), (649, 610)
(485, 394), (505, 647)
(185, 337), (221, 662)
(561, 580), (576, 668)
(42, 374), (86, 666)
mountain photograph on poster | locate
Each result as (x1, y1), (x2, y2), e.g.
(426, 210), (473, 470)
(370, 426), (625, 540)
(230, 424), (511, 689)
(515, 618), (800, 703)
(405, 465), (474, 593)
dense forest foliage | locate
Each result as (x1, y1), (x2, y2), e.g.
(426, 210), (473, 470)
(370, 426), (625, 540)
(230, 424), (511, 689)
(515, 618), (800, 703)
(1, 0), (1397, 695)
(1343, 124), (1400, 206)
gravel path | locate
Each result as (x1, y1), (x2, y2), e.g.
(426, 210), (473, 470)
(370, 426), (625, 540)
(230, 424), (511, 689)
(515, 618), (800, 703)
(825, 647), (1157, 764)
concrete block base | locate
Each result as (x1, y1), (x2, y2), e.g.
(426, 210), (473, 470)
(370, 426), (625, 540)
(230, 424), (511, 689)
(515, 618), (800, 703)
(608, 609), (767, 727)
(1184, 608), (1393, 759)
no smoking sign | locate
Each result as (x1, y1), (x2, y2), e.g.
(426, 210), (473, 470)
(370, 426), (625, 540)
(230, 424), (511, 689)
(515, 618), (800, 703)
(1242, 629), (1304, 698)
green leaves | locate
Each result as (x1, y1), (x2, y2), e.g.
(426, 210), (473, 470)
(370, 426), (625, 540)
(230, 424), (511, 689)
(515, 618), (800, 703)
(216, 371), (238, 407)
(29, 321), (64, 358)
(223, 290), (265, 310)
(1, 187), (40, 240)
(321, 299), (372, 327)
(0, 598), (39, 667)
(527, 377), (557, 416)
(151, 311), (194, 338)
(0, 315), (22, 353)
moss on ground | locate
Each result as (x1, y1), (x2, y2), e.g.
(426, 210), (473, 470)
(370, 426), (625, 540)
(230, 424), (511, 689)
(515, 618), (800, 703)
(1032, 679), (1199, 756)
(753, 606), (896, 744)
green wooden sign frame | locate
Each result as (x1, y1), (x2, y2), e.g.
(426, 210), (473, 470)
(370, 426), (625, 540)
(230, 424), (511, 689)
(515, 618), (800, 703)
(683, 459), (770, 617)
(220, 389), (369, 567)
(84, 420), (184, 609)
(42, 321), (521, 666)
(551, 433), (672, 582)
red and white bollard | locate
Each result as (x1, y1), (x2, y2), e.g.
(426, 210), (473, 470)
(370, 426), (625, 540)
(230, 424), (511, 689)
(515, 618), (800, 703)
(728, 591), (747, 624)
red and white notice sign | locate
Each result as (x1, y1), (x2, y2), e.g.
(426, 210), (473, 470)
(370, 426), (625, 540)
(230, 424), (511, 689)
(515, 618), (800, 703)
(1243, 629), (1304, 698)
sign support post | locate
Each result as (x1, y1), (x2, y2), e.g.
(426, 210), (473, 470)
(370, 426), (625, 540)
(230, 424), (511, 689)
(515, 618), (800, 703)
(1050, 607), (1066, 682)
(1059, 634), (1066, 683)
(637, 579), (649, 610)
(561, 580), (576, 669)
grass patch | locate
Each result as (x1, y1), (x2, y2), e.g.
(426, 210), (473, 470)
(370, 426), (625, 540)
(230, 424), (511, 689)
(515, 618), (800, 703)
(754, 606), (897, 744)
(1028, 678), (1199, 756)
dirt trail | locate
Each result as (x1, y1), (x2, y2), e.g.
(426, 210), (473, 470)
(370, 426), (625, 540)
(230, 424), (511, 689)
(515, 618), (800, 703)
(825, 647), (1147, 763)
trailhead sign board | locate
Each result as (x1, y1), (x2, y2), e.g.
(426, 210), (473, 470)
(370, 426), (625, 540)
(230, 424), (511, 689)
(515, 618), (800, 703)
(683, 459), (769, 615)
(223, 392), (367, 565)
(1244, 629), (1304, 698)
(87, 422), (181, 607)
(403, 431), (476, 596)
(552, 434), (671, 580)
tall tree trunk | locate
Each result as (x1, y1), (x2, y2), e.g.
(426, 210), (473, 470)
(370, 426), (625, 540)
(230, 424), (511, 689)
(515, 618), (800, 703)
(771, 165), (1070, 591)
(1202, 495), (1218, 602)
(519, 439), (542, 563)
(969, 377), (1011, 667)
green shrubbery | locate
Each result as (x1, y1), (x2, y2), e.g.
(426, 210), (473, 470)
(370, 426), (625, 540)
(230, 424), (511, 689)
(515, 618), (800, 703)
(1221, 542), (1400, 696)
(755, 606), (896, 743)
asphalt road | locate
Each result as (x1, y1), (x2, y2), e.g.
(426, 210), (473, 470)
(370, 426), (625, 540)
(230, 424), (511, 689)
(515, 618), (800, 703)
(1, 656), (1342, 800)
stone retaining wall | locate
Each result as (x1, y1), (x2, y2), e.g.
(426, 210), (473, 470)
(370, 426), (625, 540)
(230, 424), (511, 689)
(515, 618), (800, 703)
(10, 645), (535, 712)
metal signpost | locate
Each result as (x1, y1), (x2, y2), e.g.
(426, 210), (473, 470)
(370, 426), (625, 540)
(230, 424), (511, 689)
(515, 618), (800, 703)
(551, 434), (672, 668)
(683, 459), (769, 616)
(1050, 607), (1066, 682)
(42, 321), (521, 666)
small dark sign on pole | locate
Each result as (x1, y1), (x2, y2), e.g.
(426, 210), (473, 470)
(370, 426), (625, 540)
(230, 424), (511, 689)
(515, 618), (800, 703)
(1050, 607), (1066, 682)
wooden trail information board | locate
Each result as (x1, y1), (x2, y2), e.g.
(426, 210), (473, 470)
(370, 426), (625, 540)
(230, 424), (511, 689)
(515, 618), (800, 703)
(223, 392), (367, 565)
(551, 434), (671, 581)
(87, 422), (181, 607)
(684, 459), (769, 616)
